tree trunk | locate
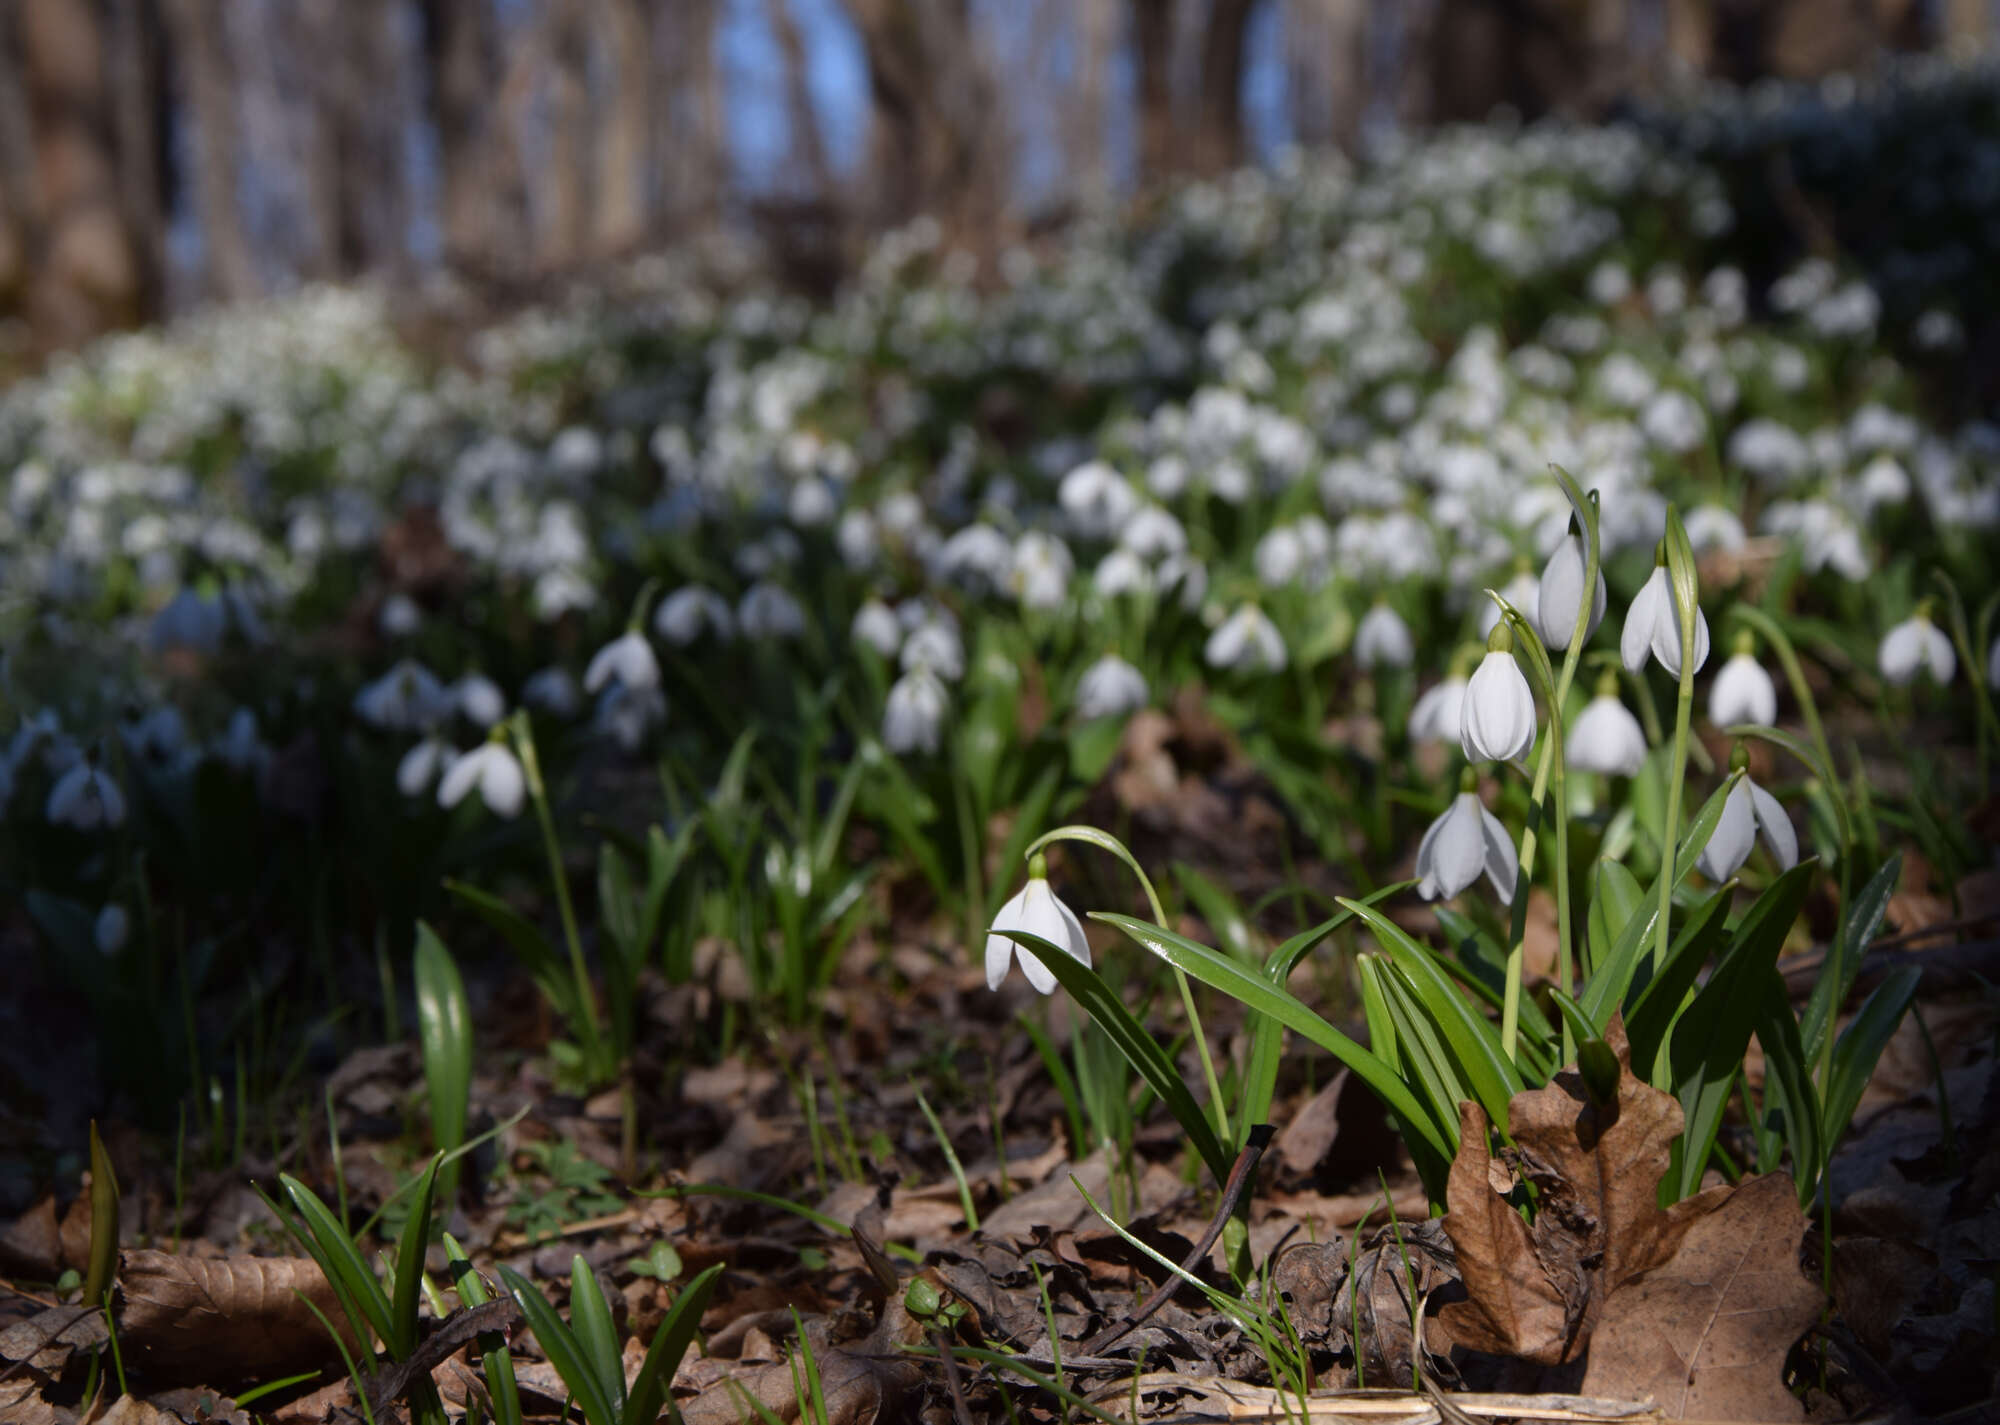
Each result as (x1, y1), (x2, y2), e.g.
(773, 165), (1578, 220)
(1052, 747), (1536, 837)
(16, 0), (143, 344)
(421, 0), (503, 270)
(538, 0), (589, 266)
(105, 0), (166, 312)
(1131, 0), (1176, 183)
(769, 0), (833, 200)
(1070, 0), (1117, 198)
(164, 0), (258, 299)
(1194, 0), (1257, 172)
(659, 0), (725, 231)
(591, 0), (651, 254)
(846, 0), (999, 231)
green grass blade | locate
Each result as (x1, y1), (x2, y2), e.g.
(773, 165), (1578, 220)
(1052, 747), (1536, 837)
(1622, 887), (1735, 1075)
(1371, 961), (1476, 1140)
(1750, 974), (1823, 1205)
(997, 927), (1232, 1185)
(389, 1154), (442, 1359)
(443, 880), (582, 1027)
(1338, 899), (1526, 1121)
(625, 1262), (724, 1425)
(1265, 881), (1414, 981)
(1017, 1012), (1088, 1160)
(567, 1254), (627, 1415)
(413, 925), (471, 1203)
(1803, 853), (1901, 1066)
(444, 1234), (521, 1425)
(278, 1173), (394, 1351)
(1086, 913), (1454, 1170)
(1822, 965), (1922, 1154)
(498, 1266), (620, 1425)
(1585, 859), (1645, 978)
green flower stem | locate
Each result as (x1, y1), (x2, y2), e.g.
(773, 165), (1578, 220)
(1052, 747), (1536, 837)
(510, 717), (606, 1070)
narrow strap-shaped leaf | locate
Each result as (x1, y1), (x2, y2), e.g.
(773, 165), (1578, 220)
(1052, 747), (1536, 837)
(389, 1155), (442, 1360)
(1086, 914), (1454, 1168)
(1622, 887), (1735, 1073)
(1750, 974), (1823, 1207)
(279, 1174), (394, 1351)
(1803, 853), (1901, 1065)
(444, 1235), (521, 1425)
(1266, 881), (1415, 982)
(1339, 899), (1525, 1121)
(1822, 965), (1922, 1155)
(1669, 860), (1818, 1199)
(499, 1266), (621, 1425)
(413, 925), (471, 1202)
(443, 880), (582, 1027)
(1585, 859), (1645, 980)
(1432, 953), (1558, 1084)
(625, 1263), (725, 1425)
(1370, 960), (1476, 1143)
(998, 929), (1233, 1185)
(567, 1254), (627, 1413)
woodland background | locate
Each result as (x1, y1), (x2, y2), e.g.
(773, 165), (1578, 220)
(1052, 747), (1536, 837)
(0, 0), (1992, 358)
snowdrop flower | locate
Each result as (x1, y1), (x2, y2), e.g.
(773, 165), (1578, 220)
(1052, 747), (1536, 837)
(355, 660), (450, 731)
(213, 707), (268, 774)
(1094, 548), (1152, 598)
(851, 599), (903, 658)
(836, 510), (879, 570)
(1059, 461), (1139, 539)
(522, 667), (582, 719)
(1204, 604), (1287, 674)
(1010, 532), (1073, 611)
(453, 674), (507, 728)
(1353, 602), (1414, 670)
(1461, 627), (1536, 766)
(788, 478), (836, 528)
(1682, 505), (1746, 554)
(1120, 507), (1187, 559)
(1622, 562), (1709, 678)
(584, 630), (661, 694)
(48, 761), (127, 830)
(1709, 635), (1777, 726)
(398, 734), (457, 797)
(901, 620), (965, 681)
(1156, 553), (1207, 611)
(534, 568), (598, 621)
(122, 705), (188, 765)
(95, 904), (129, 956)
(1409, 674), (1469, 745)
(1416, 775), (1518, 902)
(438, 738), (526, 818)
(1567, 674), (1647, 777)
(1536, 529), (1605, 652)
(378, 592), (423, 638)
(884, 668), (948, 755)
(655, 586), (735, 646)
(1877, 609), (1954, 686)
(1698, 760), (1798, 882)
(985, 855), (1090, 993)
(739, 582), (806, 640)
(1075, 654), (1148, 721)
(149, 588), (224, 656)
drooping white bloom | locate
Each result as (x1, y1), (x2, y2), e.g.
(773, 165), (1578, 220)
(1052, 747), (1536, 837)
(739, 582), (806, 640)
(1408, 677), (1468, 744)
(788, 478), (836, 528)
(1416, 791), (1518, 902)
(1567, 690), (1647, 777)
(584, 630), (661, 694)
(47, 762), (127, 830)
(1204, 605), (1287, 673)
(1461, 644), (1536, 765)
(985, 863), (1091, 994)
(378, 592), (423, 638)
(595, 683), (667, 752)
(522, 667), (582, 719)
(1075, 655), (1148, 721)
(534, 568), (598, 621)
(901, 620), (965, 681)
(1094, 548), (1152, 598)
(656, 586), (736, 646)
(1622, 566), (1710, 677)
(1058, 461), (1139, 539)
(1536, 534), (1605, 651)
(122, 705), (188, 765)
(884, 669), (948, 755)
(1682, 504), (1746, 554)
(1010, 532), (1073, 611)
(95, 904), (130, 956)
(213, 707), (268, 773)
(453, 674), (508, 728)
(398, 734), (457, 797)
(1877, 614), (1954, 686)
(438, 741), (526, 818)
(1156, 553), (1208, 611)
(836, 510), (879, 570)
(1120, 507), (1187, 559)
(1709, 650), (1777, 727)
(851, 599), (903, 658)
(355, 660), (451, 731)
(1697, 775), (1799, 882)
(1353, 603), (1414, 670)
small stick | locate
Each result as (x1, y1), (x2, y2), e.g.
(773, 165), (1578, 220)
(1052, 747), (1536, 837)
(1081, 1125), (1275, 1358)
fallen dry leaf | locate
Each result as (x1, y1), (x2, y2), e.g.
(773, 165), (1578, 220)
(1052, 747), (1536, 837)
(1440, 1018), (1720, 1365)
(1580, 1173), (1821, 1421)
(116, 1248), (367, 1381)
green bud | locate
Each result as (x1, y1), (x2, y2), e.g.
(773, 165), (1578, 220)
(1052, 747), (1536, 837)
(1486, 620), (1515, 655)
(904, 1278), (944, 1319)
(1729, 741), (1750, 774)
(1027, 852), (1049, 881)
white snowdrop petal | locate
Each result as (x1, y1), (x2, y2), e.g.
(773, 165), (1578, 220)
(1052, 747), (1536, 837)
(1622, 569), (1667, 673)
(437, 750), (482, 809)
(1697, 780), (1756, 882)
(1479, 806), (1519, 902)
(1747, 780), (1799, 870)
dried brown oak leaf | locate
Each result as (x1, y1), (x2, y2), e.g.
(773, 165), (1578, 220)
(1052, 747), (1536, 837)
(1439, 1017), (1723, 1365)
(1580, 1173), (1821, 1421)
(115, 1249), (367, 1382)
